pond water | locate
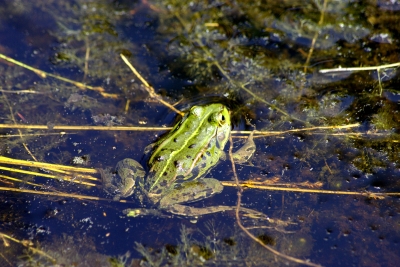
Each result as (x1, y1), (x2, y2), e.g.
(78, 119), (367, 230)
(0, 1), (399, 266)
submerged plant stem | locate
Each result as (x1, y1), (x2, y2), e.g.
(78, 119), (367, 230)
(0, 232), (56, 264)
(2, 93), (38, 161)
(228, 135), (321, 267)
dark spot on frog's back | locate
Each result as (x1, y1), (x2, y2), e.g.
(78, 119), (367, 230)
(188, 144), (196, 149)
(155, 188), (163, 194)
(175, 174), (185, 181)
(159, 180), (168, 187)
(174, 160), (181, 167)
(206, 151), (211, 157)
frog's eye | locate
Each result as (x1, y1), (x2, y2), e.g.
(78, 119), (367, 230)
(218, 113), (227, 126)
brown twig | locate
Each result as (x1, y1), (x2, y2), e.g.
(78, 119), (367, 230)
(303, 0), (328, 73)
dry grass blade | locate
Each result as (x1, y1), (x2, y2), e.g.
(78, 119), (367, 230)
(221, 181), (396, 199)
(0, 165), (97, 187)
(0, 123), (360, 136)
(303, 0), (328, 73)
(0, 187), (133, 204)
(0, 187), (103, 200)
(319, 62), (400, 73)
(0, 132), (73, 138)
(120, 54), (184, 116)
(319, 60), (400, 96)
(0, 155), (99, 187)
(0, 53), (120, 97)
(234, 123), (360, 137)
(0, 174), (44, 187)
(0, 156), (97, 174)
(0, 88), (49, 94)
(0, 124), (172, 131)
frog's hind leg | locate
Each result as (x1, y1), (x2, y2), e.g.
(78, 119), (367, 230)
(159, 177), (267, 218)
(159, 178), (224, 208)
(124, 205), (268, 219)
(168, 204), (267, 218)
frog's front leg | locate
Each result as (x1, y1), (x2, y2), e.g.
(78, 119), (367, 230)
(100, 158), (145, 200)
(232, 130), (256, 164)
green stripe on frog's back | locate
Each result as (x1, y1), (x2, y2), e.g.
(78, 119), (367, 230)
(146, 104), (230, 193)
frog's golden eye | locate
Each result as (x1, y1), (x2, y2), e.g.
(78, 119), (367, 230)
(218, 113), (227, 126)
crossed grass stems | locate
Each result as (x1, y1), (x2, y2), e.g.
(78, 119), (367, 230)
(1, 3), (400, 263)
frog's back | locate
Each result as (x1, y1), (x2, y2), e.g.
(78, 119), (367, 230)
(145, 104), (230, 195)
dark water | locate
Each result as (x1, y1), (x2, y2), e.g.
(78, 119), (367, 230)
(0, 1), (399, 266)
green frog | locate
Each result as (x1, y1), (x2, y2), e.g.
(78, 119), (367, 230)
(101, 103), (257, 218)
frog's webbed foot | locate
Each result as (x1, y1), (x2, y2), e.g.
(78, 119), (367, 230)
(123, 208), (172, 218)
